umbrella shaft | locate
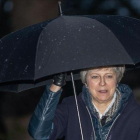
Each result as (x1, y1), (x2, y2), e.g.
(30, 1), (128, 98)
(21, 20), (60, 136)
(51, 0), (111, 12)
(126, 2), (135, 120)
(58, 1), (63, 16)
(71, 72), (84, 140)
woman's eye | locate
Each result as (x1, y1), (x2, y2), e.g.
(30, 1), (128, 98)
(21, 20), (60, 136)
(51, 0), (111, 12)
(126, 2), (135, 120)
(92, 76), (98, 79)
(107, 75), (113, 78)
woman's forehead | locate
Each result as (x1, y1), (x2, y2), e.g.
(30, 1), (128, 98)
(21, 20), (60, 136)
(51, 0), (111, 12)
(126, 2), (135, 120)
(88, 67), (115, 74)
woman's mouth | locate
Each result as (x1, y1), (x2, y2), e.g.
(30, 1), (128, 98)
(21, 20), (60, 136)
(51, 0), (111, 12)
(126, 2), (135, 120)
(98, 90), (108, 93)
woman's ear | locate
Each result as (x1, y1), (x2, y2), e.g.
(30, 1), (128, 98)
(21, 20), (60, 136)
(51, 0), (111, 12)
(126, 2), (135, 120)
(85, 83), (88, 88)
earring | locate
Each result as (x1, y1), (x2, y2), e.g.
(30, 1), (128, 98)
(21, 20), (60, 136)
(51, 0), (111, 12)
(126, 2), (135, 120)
(85, 83), (88, 88)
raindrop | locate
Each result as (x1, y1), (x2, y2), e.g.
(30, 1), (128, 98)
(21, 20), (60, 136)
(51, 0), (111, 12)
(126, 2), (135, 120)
(85, 26), (90, 29)
(5, 59), (8, 62)
(17, 38), (19, 40)
(79, 28), (81, 31)
(93, 25), (95, 28)
(39, 66), (41, 69)
(24, 65), (28, 72)
(108, 30), (111, 32)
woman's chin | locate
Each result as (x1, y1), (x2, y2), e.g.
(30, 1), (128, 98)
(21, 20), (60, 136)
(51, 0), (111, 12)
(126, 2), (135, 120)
(96, 96), (113, 104)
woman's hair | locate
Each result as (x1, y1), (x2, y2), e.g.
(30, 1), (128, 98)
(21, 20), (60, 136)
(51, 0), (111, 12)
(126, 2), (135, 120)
(80, 65), (125, 84)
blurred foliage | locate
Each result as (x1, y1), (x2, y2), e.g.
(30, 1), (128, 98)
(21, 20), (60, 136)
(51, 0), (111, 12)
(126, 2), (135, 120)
(1, 0), (140, 38)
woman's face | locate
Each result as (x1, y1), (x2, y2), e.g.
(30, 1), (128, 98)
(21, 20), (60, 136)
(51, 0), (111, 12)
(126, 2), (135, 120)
(86, 67), (117, 104)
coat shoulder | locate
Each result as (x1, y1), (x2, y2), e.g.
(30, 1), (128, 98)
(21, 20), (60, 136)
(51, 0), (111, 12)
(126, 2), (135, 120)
(127, 95), (140, 119)
(61, 93), (83, 106)
(133, 102), (140, 115)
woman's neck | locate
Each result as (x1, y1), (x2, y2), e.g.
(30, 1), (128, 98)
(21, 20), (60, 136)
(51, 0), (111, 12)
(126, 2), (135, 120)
(92, 100), (112, 115)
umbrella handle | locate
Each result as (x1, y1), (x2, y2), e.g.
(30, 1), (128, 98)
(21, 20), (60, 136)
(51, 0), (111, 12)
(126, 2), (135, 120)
(58, 1), (63, 16)
(71, 72), (84, 140)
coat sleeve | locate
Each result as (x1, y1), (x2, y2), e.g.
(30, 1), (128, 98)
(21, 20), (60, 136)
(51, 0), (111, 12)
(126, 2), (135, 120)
(28, 85), (62, 140)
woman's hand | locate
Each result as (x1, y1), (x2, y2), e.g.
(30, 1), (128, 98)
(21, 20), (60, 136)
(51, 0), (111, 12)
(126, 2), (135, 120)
(50, 73), (67, 92)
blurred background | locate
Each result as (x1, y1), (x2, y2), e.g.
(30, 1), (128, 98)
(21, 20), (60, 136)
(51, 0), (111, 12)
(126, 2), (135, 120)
(0, 0), (140, 139)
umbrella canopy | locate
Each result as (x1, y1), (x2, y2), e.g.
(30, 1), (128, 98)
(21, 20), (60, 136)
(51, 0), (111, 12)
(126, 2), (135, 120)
(1, 15), (140, 93)
(1, 15), (138, 86)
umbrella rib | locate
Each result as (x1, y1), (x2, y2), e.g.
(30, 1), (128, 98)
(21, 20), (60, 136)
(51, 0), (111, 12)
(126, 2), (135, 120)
(71, 72), (84, 140)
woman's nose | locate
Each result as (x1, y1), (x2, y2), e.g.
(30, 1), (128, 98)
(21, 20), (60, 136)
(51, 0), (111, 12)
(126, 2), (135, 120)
(99, 77), (106, 86)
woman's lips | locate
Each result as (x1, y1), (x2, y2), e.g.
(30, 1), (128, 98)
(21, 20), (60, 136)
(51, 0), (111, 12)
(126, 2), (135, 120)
(98, 90), (108, 93)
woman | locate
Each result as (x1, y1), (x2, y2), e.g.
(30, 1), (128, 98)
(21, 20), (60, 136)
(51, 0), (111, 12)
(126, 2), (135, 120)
(28, 65), (140, 140)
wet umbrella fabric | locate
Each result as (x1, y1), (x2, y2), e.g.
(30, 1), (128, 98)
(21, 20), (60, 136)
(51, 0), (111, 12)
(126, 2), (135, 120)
(0, 15), (140, 92)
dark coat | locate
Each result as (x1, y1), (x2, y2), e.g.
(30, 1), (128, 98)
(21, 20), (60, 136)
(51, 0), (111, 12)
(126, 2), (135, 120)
(28, 84), (140, 140)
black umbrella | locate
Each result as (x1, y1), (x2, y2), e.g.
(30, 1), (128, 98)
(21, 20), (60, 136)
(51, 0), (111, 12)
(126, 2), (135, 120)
(1, 14), (138, 92)
(1, 15), (138, 85)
